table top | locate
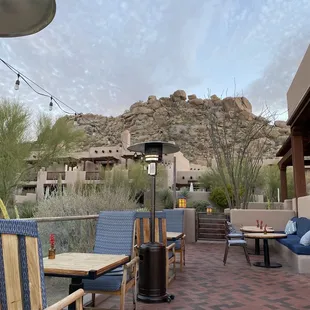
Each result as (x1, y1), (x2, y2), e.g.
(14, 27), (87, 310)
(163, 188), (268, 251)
(43, 252), (129, 278)
(243, 233), (287, 239)
(167, 232), (183, 240)
(240, 226), (274, 233)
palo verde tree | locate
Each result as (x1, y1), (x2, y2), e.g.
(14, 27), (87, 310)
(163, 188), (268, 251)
(0, 98), (84, 206)
(204, 98), (277, 209)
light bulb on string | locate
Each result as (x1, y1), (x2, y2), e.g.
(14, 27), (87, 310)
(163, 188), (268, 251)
(14, 74), (20, 90)
(49, 97), (53, 111)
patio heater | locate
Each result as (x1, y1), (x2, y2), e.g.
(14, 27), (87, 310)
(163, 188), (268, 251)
(128, 141), (179, 303)
(0, 0), (56, 37)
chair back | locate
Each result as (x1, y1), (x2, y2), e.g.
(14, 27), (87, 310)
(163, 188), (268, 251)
(164, 209), (184, 233)
(94, 211), (136, 257)
(0, 220), (47, 310)
(135, 211), (167, 246)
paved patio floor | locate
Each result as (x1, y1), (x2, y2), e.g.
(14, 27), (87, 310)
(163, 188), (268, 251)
(46, 241), (310, 309)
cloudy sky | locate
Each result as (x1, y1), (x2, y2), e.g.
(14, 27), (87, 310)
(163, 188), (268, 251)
(0, 0), (310, 119)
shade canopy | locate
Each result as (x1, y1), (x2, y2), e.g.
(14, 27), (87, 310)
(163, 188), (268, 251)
(0, 0), (56, 37)
(127, 141), (180, 155)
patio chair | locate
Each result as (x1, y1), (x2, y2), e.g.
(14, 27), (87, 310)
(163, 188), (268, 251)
(164, 209), (186, 271)
(225, 221), (244, 239)
(83, 211), (138, 310)
(223, 224), (251, 266)
(135, 211), (176, 287)
(0, 219), (84, 310)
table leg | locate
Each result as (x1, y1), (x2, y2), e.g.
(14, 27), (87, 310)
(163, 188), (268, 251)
(68, 278), (84, 310)
(253, 239), (282, 268)
(255, 239), (260, 255)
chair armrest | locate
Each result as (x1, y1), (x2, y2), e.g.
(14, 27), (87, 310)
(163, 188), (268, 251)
(167, 243), (175, 251)
(125, 256), (139, 269)
(45, 289), (84, 310)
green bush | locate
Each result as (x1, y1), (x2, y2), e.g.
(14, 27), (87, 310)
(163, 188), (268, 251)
(187, 200), (210, 212)
(209, 187), (229, 210)
(17, 201), (38, 218)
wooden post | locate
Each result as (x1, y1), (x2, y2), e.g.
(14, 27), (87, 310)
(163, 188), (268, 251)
(291, 132), (307, 215)
(280, 167), (288, 202)
(172, 156), (177, 209)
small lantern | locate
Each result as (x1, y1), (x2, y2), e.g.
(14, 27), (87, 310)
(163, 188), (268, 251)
(178, 198), (187, 208)
(206, 206), (213, 214)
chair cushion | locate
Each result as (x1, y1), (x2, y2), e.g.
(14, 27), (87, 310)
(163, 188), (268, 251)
(83, 274), (128, 292)
(228, 233), (243, 238)
(300, 230), (310, 246)
(285, 220), (297, 235)
(228, 239), (247, 246)
(168, 240), (181, 250)
(296, 217), (310, 238)
(105, 266), (123, 276)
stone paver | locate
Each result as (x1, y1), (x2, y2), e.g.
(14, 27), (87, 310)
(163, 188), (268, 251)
(47, 242), (310, 309)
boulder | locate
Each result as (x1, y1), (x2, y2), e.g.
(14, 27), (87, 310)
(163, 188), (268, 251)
(274, 120), (287, 128)
(188, 94), (197, 100)
(171, 90), (187, 102)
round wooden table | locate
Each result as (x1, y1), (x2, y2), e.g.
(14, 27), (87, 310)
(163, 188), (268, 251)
(244, 233), (287, 268)
(240, 226), (274, 255)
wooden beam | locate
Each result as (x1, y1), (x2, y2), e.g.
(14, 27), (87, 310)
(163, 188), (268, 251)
(278, 149), (292, 169)
(291, 134), (307, 207)
(280, 167), (288, 202)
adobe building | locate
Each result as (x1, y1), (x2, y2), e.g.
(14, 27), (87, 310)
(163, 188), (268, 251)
(277, 44), (310, 216)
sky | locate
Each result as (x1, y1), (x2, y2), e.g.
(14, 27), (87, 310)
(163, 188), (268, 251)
(0, 0), (310, 120)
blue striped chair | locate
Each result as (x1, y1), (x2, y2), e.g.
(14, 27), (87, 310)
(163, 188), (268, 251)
(135, 211), (176, 287)
(164, 209), (186, 271)
(83, 211), (138, 310)
(0, 219), (84, 310)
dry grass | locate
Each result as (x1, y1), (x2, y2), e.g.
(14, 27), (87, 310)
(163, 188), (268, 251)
(35, 183), (137, 254)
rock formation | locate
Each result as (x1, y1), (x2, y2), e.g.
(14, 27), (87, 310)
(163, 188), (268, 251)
(74, 90), (289, 165)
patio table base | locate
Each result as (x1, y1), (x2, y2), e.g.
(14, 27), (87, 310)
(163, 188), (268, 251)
(253, 262), (282, 268)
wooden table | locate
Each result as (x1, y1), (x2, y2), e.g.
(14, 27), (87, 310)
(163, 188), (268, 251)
(240, 226), (274, 255)
(44, 252), (129, 310)
(167, 232), (183, 241)
(244, 233), (287, 268)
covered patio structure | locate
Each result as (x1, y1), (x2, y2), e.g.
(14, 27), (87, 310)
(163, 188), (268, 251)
(277, 44), (310, 214)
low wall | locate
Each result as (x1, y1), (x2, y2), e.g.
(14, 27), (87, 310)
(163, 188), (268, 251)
(298, 196), (310, 218)
(183, 208), (196, 243)
(230, 209), (295, 231)
(245, 202), (283, 210)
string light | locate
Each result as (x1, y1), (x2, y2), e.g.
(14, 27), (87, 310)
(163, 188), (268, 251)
(49, 97), (53, 111)
(14, 73), (20, 90)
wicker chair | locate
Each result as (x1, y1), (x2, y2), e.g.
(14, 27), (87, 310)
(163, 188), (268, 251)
(83, 211), (138, 310)
(164, 209), (186, 271)
(0, 219), (84, 310)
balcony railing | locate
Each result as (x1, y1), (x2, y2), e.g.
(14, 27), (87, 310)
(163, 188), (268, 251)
(85, 171), (100, 180)
(47, 172), (65, 180)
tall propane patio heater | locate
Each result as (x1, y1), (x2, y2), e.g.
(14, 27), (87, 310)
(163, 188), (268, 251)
(0, 0), (56, 37)
(128, 141), (179, 303)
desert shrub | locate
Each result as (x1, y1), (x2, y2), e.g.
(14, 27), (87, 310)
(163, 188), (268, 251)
(35, 183), (137, 255)
(179, 187), (190, 199)
(16, 201), (38, 218)
(187, 200), (210, 212)
(158, 189), (174, 209)
(209, 187), (229, 210)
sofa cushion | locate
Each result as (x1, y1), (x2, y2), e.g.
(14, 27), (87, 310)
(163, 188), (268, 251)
(168, 239), (181, 250)
(300, 230), (310, 246)
(285, 220), (297, 235)
(289, 243), (310, 255)
(277, 234), (310, 255)
(296, 217), (310, 238)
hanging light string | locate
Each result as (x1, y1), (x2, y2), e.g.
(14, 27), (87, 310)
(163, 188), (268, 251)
(0, 57), (104, 132)
(0, 57), (77, 114)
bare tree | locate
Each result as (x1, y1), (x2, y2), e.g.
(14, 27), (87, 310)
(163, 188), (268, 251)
(204, 98), (277, 209)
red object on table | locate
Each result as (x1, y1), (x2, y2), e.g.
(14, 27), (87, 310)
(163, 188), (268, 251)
(50, 233), (55, 248)
(256, 220), (259, 228)
(260, 220), (263, 229)
(264, 224), (267, 234)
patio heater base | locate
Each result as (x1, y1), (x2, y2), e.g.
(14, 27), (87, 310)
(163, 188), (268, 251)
(137, 242), (174, 303)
